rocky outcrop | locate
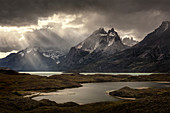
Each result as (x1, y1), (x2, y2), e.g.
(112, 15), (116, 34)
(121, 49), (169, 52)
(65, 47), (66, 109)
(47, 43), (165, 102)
(60, 28), (127, 70)
(74, 21), (170, 72)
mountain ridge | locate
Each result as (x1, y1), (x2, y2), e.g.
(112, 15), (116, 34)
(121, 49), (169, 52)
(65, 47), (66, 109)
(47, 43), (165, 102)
(0, 22), (169, 72)
(59, 28), (128, 70)
(0, 47), (65, 71)
(70, 21), (170, 72)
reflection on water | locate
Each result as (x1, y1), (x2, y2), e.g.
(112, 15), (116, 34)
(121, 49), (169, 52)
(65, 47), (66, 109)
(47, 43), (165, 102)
(33, 82), (169, 104)
(80, 73), (158, 76)
(19, 72), (63, 76)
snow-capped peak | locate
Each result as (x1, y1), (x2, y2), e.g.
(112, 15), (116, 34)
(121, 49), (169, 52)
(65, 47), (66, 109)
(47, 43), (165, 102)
(23, 47), (41, 53)
(74, 27), (125, 53)
(18, 47), (41, 57)
(17, 47), (65, 63)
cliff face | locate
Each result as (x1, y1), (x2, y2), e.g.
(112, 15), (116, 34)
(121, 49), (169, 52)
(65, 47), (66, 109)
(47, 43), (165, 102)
(59, 28), (127, 70)
(73, 21), (170, 72)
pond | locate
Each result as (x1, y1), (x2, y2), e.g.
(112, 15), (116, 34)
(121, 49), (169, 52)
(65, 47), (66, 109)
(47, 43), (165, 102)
(33, 82), (170, 104)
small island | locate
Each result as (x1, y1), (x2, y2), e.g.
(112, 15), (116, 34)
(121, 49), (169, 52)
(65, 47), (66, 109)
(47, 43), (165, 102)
(109, 86), (170, 99)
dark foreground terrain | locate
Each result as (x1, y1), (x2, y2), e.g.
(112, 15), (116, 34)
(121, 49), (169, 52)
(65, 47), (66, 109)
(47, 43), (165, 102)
(0, 69), (170, 113)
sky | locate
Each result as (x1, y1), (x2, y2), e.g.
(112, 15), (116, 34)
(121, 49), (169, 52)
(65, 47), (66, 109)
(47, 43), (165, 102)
(0, 0), (170, 58)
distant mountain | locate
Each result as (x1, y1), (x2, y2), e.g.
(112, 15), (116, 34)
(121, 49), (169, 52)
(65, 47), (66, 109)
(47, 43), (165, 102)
(0, 47), (65, 71)
(72, 21), (170, 72)
(122, 37), (138, 46)
(60, 28), (128, 70)
(0, 67), (11, 70)
(0, 67), (18, 74)
(0, 28), (72, 71)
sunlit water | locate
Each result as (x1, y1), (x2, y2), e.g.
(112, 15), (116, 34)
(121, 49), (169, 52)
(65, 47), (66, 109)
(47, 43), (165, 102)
(33, 82), (170, 104)
(19, 71), (162, 77)
(19, 72), (63, 76)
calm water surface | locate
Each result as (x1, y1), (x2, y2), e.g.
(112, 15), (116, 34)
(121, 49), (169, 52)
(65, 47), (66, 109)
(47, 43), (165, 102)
(19, 71), (161, 77)
(33, 82), (170, 104)
(19, 72), (63, 76)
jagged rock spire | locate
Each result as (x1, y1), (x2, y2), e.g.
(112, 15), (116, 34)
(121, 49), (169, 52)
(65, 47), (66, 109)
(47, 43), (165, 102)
(108, 28), (115, 34)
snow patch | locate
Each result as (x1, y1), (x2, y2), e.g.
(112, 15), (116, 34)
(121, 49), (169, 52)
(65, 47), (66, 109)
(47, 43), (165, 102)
(19, 52), (24, 57)
(56, 61), (60, 64)
(99, 34), (107, 36)
(108, 39), (115, 46)
(84, 48), (91, 52)
(51, 55), (60, 60)
(27, 49), (32, 53)
(43, 52), (61, 61)
(33, 48), (38, 51)
(94, 42), (99, 50)
(163, 23), (169, 31)
(76, 42), (84, 49)
(109, 32), (116, 37)
(43, 53), (50, 58)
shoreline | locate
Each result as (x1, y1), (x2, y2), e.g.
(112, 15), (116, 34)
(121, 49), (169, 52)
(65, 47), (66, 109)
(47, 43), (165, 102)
(24, 81), (167, 99)
(113, 96), (136, 100)
(1, 71), (170, 112)
(19, 72), (168, 76)
(25, 83), (162, 102)
(155, 81), (170, 83)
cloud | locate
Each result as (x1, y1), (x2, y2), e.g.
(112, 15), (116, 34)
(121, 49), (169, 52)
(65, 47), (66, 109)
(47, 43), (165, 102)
(0, 0), (169, 26)
(0, 0), (170, 52)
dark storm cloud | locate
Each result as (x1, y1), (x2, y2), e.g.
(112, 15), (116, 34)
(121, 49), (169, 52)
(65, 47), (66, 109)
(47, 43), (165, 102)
(0, 0), (170, 26)
(0, 0), (170, 53)
(0, 0), (95, 26)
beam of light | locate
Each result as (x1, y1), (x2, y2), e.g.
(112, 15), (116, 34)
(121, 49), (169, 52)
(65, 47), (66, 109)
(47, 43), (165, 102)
(0, 13), (86, 42)
(0, 25), (41, 41)
(62, 24), (84, 29)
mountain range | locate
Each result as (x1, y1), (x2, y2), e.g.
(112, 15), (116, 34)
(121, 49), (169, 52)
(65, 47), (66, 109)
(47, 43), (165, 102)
(25, 28), (71, 53)
(0, 21), (169, 72)
(0, 28), (71, 71)
(0, 47), (65, 71)
(73, 21), (170, 72)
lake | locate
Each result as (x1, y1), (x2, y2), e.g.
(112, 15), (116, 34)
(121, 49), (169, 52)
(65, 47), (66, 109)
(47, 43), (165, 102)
(20, 72), (63, 76)
(19, 71), (161, 77)
(33, 82), (170, 104)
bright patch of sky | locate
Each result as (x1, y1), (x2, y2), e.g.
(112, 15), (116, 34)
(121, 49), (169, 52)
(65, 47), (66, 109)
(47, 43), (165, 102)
(0, 50), (18, 59)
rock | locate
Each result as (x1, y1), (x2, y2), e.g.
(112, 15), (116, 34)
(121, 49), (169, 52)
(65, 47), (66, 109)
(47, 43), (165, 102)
(74, 21), (170, 72)
(59, 28), (127, 70)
